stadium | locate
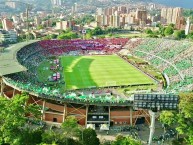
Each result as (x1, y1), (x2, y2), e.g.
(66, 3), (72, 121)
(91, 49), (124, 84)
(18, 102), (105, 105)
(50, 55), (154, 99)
(0, 38), (192, 128)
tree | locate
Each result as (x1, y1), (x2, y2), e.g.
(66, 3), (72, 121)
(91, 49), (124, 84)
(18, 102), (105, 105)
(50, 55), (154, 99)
(0, 22), (2, 29)
(42, 130), (82, 145)
(158, 25), (165, 36)
(81, 128), (100, 145)
(147, 34), (159, 38)
(183, 9), (193, 23)
(159, 93), (193, 144)
(111, 135), (141, 145)
(52, 21), (57, 27)
(42, 130), (66, 145)
(186, 31), (193, 40)
(164, 26), (174, 36)
(92, 27), (104, 35)
(61, 116), (80, 144)
(19, 128), (43, 145)
(86, 31), (93, 39)
(160, 111), (177, 126)
(145, 28), (153, 34)
(0, 93), (41, 145)
(75, 15), (95, 25)
(43, 34), (58, 40)
(57, 31), (78, 40)
(168, 23), (175, 28)
(174, 30), (185, 40)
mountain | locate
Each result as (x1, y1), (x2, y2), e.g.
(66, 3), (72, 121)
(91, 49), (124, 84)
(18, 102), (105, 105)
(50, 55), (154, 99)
(152, 0), (193, 9)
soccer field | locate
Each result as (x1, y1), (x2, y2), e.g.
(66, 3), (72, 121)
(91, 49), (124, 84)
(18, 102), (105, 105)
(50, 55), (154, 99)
(62, 55), (155, 90)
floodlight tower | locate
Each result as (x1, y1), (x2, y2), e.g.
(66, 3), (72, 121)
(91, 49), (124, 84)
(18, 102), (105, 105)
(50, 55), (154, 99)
(82, 29), (86, 40)
(134, 94), (179, 145)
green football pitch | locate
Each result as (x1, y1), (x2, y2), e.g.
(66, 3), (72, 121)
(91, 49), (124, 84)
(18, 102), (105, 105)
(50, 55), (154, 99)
(61, 55), (155, 90)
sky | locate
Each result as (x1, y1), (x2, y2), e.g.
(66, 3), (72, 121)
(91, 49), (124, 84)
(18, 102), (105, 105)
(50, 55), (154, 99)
(152, 0), (193, 9)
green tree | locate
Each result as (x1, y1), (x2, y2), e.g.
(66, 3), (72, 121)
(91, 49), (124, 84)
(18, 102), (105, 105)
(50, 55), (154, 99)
(160, 111), (177, 126)
(43, 34), (58, 40)
(0, 22), (2, 29)
(145, 28), (153, 34)
(92, 27), (104, 35)
(159, 93), (193, 145)
(42, 130), (82, 145)
(168, 23), (175, 28)
(86, 31), (93, 39)
(42, 130), (66, 145)
(37, 25), (44, 30)
(183, 9), (193, 23)
(158, 25), (166, 36)
(52, 21), (57, 27)
(147, 34), (159, 38)
(19, 128), (43, 145)
(61, 116), (80, 144)
(112, 135), (141, 145)
(164, 26), (174, 36)
(0, 93), (41, 145)
(174, 30), (185, 40)
(75, 15), (95, 25)
(50, 34), (58, 39)
(186, 31), (193, 40)
(81, 128), (100, 145)
(57, 31), (78, 40)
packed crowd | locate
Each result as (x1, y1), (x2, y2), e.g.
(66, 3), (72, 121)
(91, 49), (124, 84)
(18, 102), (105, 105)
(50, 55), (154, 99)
(126, 38), (193, 92)
(39, 38), (129, 55)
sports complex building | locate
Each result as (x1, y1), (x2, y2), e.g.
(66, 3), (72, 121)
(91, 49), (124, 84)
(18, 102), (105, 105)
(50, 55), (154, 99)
(0, 38), (192, 129)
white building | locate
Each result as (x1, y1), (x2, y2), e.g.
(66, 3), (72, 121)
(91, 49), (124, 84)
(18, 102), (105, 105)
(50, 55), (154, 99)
(51, 0), (62, 6)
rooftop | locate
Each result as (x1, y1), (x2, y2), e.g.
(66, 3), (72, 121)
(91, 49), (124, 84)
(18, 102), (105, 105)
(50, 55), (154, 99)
(0, 40), (38, 76)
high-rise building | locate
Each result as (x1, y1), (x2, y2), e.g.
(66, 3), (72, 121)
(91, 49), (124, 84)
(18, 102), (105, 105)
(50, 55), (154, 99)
(71, 6), (75, 15)
(161, 8), (167, 24)
(55, 21), (75, 30)
(51, 0), (62, 6)
(96, 8), (103, 15)
(135, 9), (147, 25)
(161, 7), (182, 24)
(113, 15), (120, 28)
(118, 6), (127, 13)
(166, 8), (173, 24)
(35, 16), (41, 27)
(172, 7), (183, 24)
(74, 3), (78, 12)
(104, 8), (112, 15)
(95, 15), (104, 27)
(2, 18), (14, 31)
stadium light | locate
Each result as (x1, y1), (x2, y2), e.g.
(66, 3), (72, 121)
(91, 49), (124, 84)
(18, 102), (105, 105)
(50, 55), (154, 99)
(133, 94), (179, 145)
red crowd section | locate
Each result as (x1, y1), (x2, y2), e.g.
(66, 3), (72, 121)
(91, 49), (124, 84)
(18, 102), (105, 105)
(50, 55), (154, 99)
(38, 38), (129, 55)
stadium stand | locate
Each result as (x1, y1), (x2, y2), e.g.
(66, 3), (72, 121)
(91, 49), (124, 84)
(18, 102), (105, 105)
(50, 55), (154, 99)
(126, 38), (193, 92)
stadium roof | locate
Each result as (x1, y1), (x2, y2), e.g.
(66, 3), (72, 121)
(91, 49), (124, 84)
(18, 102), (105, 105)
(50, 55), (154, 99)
(0, 40), (38, 76)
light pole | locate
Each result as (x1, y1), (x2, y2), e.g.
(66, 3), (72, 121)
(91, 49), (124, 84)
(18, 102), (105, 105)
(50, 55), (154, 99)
(148, 110), (159, 145)
(133, 93), (179, 145)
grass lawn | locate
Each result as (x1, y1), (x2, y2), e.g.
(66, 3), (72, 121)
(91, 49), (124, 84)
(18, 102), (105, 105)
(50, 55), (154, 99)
(62, 55), (155, 90)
